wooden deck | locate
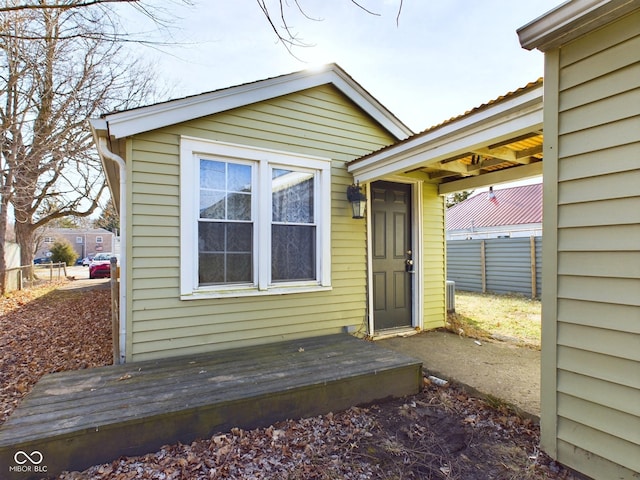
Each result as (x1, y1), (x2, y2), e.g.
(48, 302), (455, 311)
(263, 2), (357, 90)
(0, 334), (422, 479)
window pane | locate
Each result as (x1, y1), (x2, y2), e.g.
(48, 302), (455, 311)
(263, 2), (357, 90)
(200, 160), (252, 221)
(200, 191), (226, 219)
(200, 160), (225, 190)
(227, 193), (252, 221)
(199, 253), (224, 284)
(227, 163), (252, 192)
(272, 225), (316, 282)
(226, 254), (252, 282)
(199, 222), (252, 285)
(272, 169), (314, 223)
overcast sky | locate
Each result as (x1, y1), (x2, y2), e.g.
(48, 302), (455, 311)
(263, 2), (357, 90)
(127, 0), (562, 134)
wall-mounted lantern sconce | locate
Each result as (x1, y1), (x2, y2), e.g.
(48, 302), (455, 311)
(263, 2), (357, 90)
(346, 181), (366, 219)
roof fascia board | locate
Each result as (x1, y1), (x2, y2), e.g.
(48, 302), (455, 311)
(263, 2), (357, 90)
(518, 0), (640, 51)
(100, 66), (411, 141)
(349, 86), (543, 182)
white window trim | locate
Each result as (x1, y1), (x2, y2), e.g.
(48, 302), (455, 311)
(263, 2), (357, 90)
(180, 136), (332, 300)
(96, 236), (103, 243)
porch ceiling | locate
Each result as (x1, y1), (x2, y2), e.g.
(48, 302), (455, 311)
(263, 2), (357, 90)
(348, 79), (544, 195)
(417, 130), (541, 177)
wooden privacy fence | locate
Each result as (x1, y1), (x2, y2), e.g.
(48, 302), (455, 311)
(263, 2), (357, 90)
(447, 236), (542, 298)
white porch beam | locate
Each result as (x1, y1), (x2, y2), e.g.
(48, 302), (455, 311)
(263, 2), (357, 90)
(438, 161), (543, 195)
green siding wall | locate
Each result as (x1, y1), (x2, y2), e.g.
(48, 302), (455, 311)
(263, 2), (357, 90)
(125, 85), (396, 361)
(542, 9), (640, 479)
(421, 183), (446, 330)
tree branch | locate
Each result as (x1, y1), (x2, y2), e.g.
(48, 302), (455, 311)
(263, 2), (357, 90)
(0, 0), (138, 13)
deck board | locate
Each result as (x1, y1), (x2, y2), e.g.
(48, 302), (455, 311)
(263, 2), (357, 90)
(0, 334), (422, 479)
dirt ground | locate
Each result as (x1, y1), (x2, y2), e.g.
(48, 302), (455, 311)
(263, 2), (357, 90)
(378, 330), (541, 418)
(0, 279), (577, 479)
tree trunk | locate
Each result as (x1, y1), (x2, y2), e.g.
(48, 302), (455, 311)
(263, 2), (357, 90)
(15, 217), (35, 279)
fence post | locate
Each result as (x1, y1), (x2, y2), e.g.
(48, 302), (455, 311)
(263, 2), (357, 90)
(480, 240), (486, 293)
(530, 236), (537, 299)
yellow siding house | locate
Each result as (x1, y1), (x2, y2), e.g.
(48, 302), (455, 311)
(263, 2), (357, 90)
(91, 65), (454, 364)
(519, 1), (640, 478)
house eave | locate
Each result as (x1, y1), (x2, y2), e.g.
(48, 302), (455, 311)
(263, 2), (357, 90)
(98, 64), (412, 141)
(348, 83), (543, 184)
(517, 0), (640, 51)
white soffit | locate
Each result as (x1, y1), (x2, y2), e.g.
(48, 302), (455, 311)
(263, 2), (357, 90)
(98, 64), (412, 141)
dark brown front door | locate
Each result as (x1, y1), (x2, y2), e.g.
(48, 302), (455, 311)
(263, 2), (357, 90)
(371, 181), (413, 331)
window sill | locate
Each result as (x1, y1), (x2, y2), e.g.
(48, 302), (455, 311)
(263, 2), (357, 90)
(181, 284), (332, 301)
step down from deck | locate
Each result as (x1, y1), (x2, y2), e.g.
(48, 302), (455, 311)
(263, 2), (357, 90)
(0, 334), (422, 479)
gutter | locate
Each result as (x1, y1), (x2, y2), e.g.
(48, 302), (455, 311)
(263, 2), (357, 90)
(517, 0), (640, 51)
(91, 125), (127, 364)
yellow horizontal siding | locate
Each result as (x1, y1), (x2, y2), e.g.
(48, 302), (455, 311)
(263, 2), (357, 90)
(558, 224), (640, 252)
(558, 116), (640, 158)
(559, 395), (640, 447)
(558, 251), (640, 278)
(126, 84), (395, 361)
(557, 298), (640, 333)
(557, 417), (640, 473)
(559, 26), (640, 89)
(558, 275), (640, 306)
(558, 88), (640, 135)
(557, 322), (640, 361)
(558, 169), (640, 204)
(421, 183), (445, 330)
(558, 196), (640, 228)
(549, 11), (640, 477)
(559, 63), (640, 112)
(558, 143), (639, 181)
(558, 346), (639, 389)
(557, 370), (640, 418)
(556, 440), (638, 480)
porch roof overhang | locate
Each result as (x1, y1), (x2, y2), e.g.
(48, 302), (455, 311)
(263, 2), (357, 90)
(347, 79), (544, 195)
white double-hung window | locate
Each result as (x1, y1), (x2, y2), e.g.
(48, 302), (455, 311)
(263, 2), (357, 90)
(180, 137), (331, 298)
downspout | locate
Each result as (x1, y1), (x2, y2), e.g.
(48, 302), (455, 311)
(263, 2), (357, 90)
(96, 137), (127, 364)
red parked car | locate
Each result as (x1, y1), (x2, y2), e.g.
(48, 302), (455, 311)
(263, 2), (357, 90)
(89, 253), (118, 279)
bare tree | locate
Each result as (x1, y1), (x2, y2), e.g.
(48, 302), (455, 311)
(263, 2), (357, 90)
(0, 2), (160, 290)
(0, 0), (135, 12)
(256, 0), (404, 57)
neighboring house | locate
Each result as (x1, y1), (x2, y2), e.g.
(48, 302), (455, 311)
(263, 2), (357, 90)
(518, 2), (640, 479)
(446, 183), (542, 240)
(36, 228), (114, 259)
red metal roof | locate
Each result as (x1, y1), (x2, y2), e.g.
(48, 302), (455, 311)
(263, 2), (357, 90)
(446, 183), (543, 231)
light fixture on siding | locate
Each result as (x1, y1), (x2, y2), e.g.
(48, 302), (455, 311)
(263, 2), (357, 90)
(347, 181), (366, 219)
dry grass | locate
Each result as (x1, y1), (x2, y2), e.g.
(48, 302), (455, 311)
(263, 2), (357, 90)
(447, 291), (542, 349)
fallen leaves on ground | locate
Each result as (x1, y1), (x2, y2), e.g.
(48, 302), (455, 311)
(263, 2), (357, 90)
(1, 283), (577, 479)
(0, 281), (112, 424)
(59, 383), (575, 480)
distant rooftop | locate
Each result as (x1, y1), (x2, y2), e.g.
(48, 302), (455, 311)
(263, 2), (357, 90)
(446, 183), (543, 231)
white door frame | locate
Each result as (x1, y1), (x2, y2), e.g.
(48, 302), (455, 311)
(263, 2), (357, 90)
(366, 176), (424, 335)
